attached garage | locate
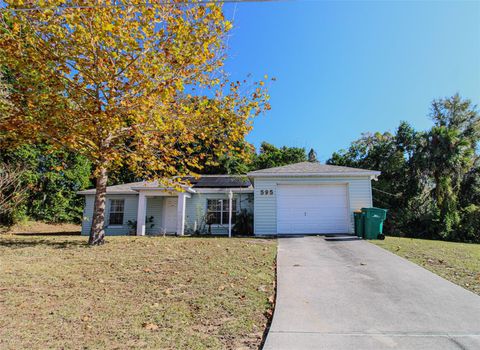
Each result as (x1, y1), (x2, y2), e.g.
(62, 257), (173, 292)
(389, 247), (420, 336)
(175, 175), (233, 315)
(248, 162), (380, 236)
(276, 184), (349, 234)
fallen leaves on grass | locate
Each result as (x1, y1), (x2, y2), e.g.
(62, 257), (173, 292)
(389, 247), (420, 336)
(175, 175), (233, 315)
(0, 236), (276, 350)
(257, 285), (267, 292)
(142, 322), (159, 331)
(373, 237), (480, 295)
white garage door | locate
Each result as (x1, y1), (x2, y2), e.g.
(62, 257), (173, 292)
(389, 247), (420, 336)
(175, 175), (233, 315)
(277, 184), (350, 234)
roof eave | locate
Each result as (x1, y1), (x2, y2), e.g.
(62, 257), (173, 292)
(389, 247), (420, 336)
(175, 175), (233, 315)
(247, 171), (381, 177)
(194, 187), (254, 193)
(77, 190), (137, 195)
(130, 186), (196, 193)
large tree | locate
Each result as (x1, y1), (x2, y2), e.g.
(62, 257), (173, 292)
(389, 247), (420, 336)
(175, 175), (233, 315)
(0, 70), (14, 122)
(0, 162), (26, 223)
(253, 142), (307, 170)
(0, 2), (269, 244)
(425, 94), (479, 238)
(328, 95), (480, 242)
(1, 144), (91, 224)
(200, 140), (255, 175)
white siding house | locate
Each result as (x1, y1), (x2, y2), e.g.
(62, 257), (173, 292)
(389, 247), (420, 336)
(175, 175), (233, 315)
(79, 163), (379, 237)
(184, 191), (253, 235)
(247, 162), (379, 235)
(82, 194), (140, 236)
(79, 176), (254, 236)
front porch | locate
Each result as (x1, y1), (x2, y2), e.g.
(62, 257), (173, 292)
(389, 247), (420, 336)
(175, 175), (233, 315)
(79, 177), (254, 236)
(134, 187), (243, 237)
(135, 188), (192, 236)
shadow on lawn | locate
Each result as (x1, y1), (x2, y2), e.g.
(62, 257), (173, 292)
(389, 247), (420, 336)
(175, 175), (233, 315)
(0, 236), (88, 249)
(12, 231), (81, 236)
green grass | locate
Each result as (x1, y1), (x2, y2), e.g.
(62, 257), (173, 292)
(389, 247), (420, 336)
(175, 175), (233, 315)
(373, 237), (480, 295)
(0, 235), (276, 350)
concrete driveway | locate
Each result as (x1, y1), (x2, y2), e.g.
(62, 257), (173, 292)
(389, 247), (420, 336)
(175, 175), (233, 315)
(263, 236), (480, 350)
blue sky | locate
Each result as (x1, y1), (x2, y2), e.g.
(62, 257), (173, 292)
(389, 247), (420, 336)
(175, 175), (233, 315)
(223, 1), (480, 161)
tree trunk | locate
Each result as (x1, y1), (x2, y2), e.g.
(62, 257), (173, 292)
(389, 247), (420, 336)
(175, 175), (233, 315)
(89, 166), (108, 245)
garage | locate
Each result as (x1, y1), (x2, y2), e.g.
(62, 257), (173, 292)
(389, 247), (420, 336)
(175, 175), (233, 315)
(276, 184), (350, 234)
(248, 162), (380, 235)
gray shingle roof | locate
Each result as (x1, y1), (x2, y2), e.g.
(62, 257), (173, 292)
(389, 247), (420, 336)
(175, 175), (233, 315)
(77, 176), (252, 195)
(247, 162), (380, 176)
(77, 181), (146, 195)
(183, 175), (251, 188)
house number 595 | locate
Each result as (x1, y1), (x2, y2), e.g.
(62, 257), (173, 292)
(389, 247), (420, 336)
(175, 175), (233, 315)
(260, 190), (273, 195)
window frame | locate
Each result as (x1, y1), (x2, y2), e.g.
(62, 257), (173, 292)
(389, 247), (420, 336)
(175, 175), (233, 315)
(206, 198), (237, 226)
(108, 199), (125, 227)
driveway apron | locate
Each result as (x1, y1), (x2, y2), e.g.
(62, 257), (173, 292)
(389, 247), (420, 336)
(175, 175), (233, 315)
(263, 236), (480, 350)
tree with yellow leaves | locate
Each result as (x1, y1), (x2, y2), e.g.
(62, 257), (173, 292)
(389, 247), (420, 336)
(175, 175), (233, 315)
(0, 1), (270, 244)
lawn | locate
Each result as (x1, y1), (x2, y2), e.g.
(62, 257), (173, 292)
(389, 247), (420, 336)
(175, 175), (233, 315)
(0, 235), (276, 350)
(1, 220), (81, 234)
(373, 237), (480, 295)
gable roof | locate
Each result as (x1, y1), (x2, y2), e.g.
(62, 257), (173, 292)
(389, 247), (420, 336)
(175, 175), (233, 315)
(247, 162), (380, 177)
(78, 181), (145, 195)
(77, 175), (252, 195)
(183, 175), (251, 188)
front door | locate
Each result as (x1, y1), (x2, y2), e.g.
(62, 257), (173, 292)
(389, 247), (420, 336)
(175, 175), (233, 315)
(163, 197), (178, 233)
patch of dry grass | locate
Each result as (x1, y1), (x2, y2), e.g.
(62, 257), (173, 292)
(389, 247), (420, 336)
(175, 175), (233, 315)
(0, 235), (276, 350)
(373, 237), (480, 295)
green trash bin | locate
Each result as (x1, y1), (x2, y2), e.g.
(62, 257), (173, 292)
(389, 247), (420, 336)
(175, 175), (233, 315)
(361, 207), (387, 240)
(353, 211), (364, 238)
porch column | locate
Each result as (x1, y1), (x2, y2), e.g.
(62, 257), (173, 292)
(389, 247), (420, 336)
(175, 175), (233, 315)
(176, 192), (187, 236)
(228, 190), (233, 238)
(136, 192), (147, 236)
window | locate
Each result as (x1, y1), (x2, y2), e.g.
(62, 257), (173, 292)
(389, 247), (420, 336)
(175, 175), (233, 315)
(109, 199), (124, 226)
(206, 199), (237, 225)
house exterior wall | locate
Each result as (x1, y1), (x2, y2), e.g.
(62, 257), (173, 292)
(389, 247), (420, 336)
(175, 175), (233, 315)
(81, 194), (139, 235)
(81, 192), (254, 236)
(252, 176), (374, 235)
(184, 192), (253, 235)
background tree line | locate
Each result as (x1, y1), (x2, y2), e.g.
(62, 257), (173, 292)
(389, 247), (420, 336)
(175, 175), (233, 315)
(328, 94), (479, 243)
(0, 145), (90, 225)
(0, 139), (312, 227)
(2, 92), (478, 243)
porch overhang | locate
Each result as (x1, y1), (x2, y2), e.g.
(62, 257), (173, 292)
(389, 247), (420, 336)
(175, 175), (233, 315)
(135, 188), (192, 237)
(131, 185), (196, 195)
(193, 187), (253, 194)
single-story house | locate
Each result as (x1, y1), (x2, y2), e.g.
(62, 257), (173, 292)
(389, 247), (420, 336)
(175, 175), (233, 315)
(79, 162), (380, 236)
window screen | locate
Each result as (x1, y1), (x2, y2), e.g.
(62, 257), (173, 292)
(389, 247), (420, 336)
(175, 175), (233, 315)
(109, 199), (125, 225)
(206, 199), (237, 225)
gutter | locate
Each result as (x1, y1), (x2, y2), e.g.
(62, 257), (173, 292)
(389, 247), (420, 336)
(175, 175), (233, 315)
(194, 187), (254, 194)
(130, 186), (196, 194)
(247, 172), (381, 178)
(77, 190), (138, 195)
